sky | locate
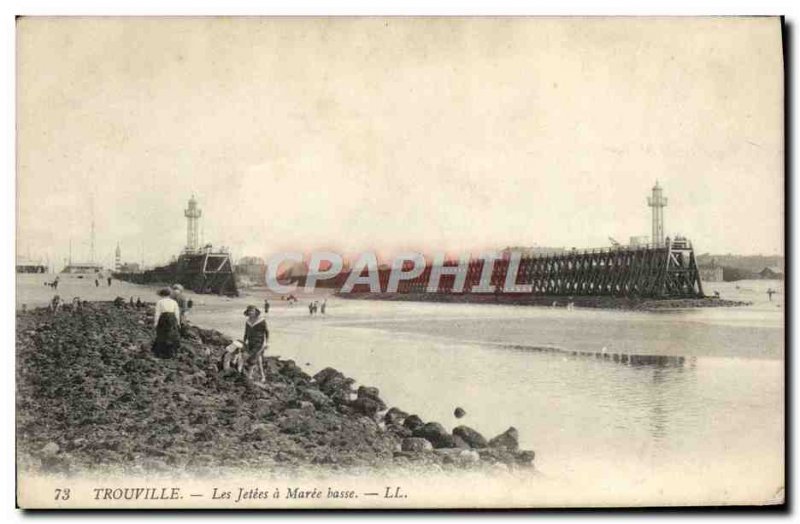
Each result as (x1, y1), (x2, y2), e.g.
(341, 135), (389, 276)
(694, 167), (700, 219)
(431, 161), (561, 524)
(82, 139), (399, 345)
(16, 17), (784, 269)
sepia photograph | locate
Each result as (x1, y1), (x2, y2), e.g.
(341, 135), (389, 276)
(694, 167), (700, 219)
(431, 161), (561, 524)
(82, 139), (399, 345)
(14, 16), (785, 509)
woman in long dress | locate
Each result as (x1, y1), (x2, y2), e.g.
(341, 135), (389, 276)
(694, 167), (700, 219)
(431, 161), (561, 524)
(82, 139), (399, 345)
(242, 305), (268, 380)
(152, 287), (181, 358)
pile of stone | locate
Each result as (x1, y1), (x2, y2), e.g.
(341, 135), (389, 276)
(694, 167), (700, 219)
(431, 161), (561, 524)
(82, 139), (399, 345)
(310, 367), (535, 469)
(16, 302), (536, 474)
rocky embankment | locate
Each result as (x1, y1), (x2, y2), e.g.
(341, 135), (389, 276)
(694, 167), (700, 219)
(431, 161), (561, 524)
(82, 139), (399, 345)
(340, 292), (750, 310)
(16, 302), (535, 475)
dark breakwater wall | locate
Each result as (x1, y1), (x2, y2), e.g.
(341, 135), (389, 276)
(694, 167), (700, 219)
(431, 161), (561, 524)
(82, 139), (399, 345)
(337, 292), (749, 310)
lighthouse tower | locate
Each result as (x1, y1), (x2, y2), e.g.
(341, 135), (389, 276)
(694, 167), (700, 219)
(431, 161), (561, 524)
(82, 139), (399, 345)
(647, 181), (668, 246)
(184, 195), (202, 253)
(114, 242), (121, 271)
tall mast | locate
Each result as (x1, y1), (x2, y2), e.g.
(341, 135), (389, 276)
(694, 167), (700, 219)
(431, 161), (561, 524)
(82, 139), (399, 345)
(90, 193), (96, 263)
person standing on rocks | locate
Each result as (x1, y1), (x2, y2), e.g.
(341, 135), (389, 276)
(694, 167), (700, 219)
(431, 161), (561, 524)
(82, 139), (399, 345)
(171, 284), (188, 334)
(320, 299), (327, 315)
(263, 298), (270, 315)
(152, 288), (181, 358)
(242, 305), (268, 381)
(49, 295), (62, 314)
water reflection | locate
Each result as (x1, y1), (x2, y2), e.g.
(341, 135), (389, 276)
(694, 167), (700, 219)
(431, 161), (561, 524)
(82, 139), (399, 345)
(502, 343), (707, 445)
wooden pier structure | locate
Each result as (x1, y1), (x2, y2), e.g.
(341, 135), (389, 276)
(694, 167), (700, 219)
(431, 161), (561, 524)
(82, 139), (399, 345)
(333, 237), (704, 299)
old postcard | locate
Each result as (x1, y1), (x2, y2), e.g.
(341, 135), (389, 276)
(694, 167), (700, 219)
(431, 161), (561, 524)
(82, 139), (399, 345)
(15, 16), (784, 509)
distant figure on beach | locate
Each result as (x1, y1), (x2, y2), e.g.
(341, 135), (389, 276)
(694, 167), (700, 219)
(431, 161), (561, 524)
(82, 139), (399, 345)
(767, 288), (776, 301)
(129, 296), (135, 307)
(71, 297), (82, 312)
(135, 297), (143, 308)
(308, 302), (314, 316)
(264, 298), (270, 314)
(152, 288), (181, 359)
(94, 278), (99, 287)
(107, 276), (112, 287)
(49, 295), (62, 314)
(53, 276), (59, 290)
(320, 299), (327, 315)
(241, 305), (268, 382)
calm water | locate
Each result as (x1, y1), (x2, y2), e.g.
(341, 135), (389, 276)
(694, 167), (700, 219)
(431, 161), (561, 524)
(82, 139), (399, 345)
(17, 275), (785, 505)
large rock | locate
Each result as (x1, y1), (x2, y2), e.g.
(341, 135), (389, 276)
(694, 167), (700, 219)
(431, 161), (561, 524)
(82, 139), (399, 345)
(316, 371), (355, 403)
(350, 396), (383, 417)
(357, 385), (380, 400)
(514, 450), (536, 465)
(313, 367), (344, 386)
(488, 426), (519, 451)
(357, 385), (386, 410)
(384, 407), (409, 426)
(452, 434), (471, 449)
(453, 425), (488, 449)
(403, 414), (424, 432)
(401, 437), (433, 452)
(263, 357), (282, 376)
(434, 434), (456, 449)
(300, 387), (333, 409)
(280, 360), (311, 383)
(386, 423), (413, 438)
(477, 447), (514, 464)
(413, 422), (455, 449)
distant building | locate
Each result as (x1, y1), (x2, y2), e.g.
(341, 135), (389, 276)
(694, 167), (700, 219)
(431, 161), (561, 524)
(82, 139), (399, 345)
(16, 261), (47, 273)
(235, 256), (267, 284)
(62, 263), (103, 275)
(699, 260), (724, 282)
(758, 266), (784, 280)
(117, 262), (141, 273)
